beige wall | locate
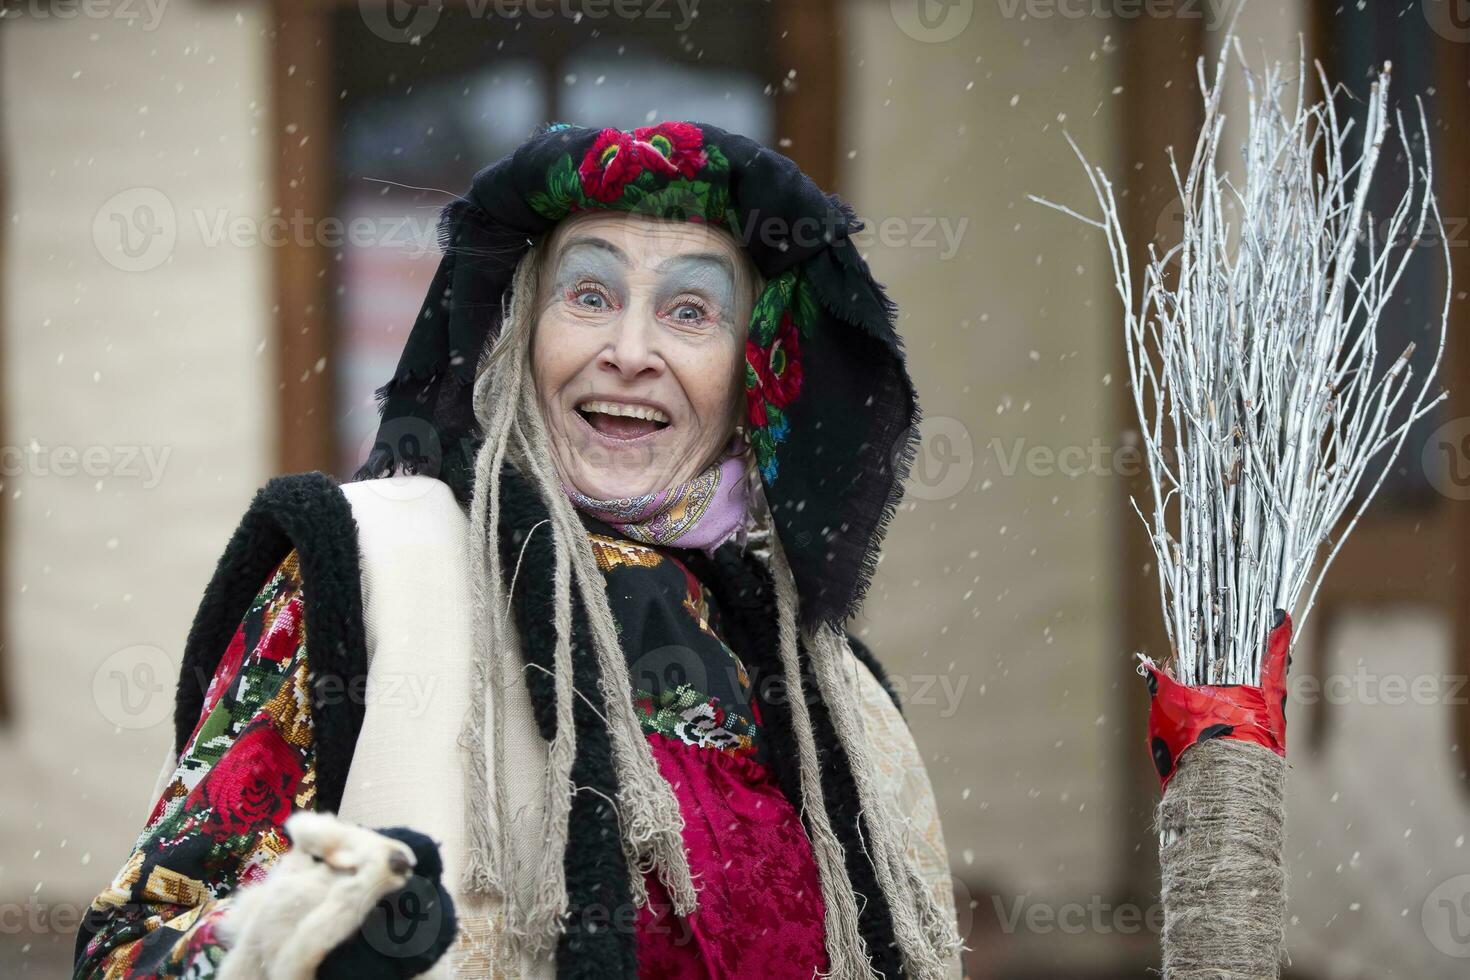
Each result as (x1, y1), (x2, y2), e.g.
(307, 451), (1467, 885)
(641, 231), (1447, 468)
(1286, 609), (1470, 979)
(841, 0), (1124, 904)
(0, 0), (273, 932)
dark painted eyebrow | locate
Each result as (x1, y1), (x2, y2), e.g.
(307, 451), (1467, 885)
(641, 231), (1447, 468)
(557, 236), (630, 266)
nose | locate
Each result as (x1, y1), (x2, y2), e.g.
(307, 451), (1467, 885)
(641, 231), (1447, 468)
(598, 312), (663, 380)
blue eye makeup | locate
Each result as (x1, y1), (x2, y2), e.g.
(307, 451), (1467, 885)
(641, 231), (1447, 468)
(554, 241), (627, 310)
(654, 255), (737, 328)
(549, 237), (742, 329)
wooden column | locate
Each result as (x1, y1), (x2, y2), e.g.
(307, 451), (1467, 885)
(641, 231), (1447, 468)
(1113, 13), (1206, 906)
(773, 0), (840, 191)
(1438, 22), (1470, 783)
(0, 59), (9, 725)
(270, 2), (337, 475)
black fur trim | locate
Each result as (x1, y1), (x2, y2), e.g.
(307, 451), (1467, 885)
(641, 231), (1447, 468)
(173, 472), (367, 813)
(496, 468), (639, 978)
(496, 471), (559, 742)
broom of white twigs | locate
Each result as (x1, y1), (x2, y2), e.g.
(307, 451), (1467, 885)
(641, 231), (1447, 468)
(1036, 36), (1448, 686)
(1033, 26), (1450, 980)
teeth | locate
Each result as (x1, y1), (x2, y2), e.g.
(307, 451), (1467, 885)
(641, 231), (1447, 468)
(577, 399), (670, 424)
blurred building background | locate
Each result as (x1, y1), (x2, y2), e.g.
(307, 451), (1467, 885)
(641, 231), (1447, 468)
(1, 0), (1468, 976)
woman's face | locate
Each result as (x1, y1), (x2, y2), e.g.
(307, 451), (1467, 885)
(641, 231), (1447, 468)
(532, 211), (755, 500)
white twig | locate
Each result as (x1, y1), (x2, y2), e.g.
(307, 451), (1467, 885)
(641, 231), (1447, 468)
(1037, 43), (1449, 685)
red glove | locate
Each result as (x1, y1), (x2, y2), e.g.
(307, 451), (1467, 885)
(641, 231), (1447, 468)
(1142, 611), (1291, 790)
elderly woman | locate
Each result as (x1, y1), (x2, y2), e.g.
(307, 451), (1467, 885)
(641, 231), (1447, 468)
(74, 122), (960, 979)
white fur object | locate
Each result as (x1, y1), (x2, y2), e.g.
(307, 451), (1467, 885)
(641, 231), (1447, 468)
(337, 476), (553, 978)
(216, 811), (416, 980)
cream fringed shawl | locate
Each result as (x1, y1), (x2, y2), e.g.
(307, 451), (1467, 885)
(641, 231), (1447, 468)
(334, 474), (962, 978)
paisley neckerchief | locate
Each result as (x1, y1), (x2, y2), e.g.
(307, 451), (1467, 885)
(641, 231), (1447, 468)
(562, 441), (750, 553)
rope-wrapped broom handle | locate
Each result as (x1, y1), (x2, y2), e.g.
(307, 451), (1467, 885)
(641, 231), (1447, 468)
(1143, 613), (1290, 978)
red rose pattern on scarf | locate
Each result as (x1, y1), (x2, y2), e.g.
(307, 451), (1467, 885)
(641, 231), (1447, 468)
(75, 553), (312, 979)
(744, 270), (817, 482)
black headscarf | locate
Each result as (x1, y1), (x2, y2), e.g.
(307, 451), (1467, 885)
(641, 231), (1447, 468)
(355, 121), (920, 632)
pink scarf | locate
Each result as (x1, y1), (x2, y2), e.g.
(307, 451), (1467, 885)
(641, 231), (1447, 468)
(563, 441), (751, 554)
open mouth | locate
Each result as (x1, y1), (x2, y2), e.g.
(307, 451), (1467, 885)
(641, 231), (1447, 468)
(575, 398), (671, 441)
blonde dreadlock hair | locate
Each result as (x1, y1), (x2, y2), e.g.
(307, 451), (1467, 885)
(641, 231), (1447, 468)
(461, 231), (958, 978)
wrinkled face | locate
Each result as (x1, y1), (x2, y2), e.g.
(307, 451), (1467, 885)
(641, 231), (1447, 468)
(532, 211), (756, 500)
